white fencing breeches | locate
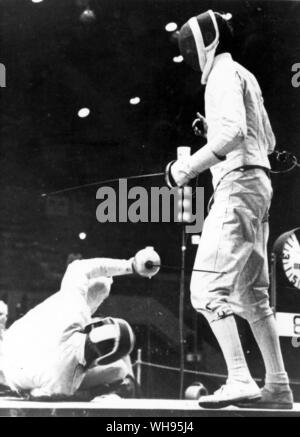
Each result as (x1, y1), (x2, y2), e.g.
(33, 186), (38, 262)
(190, 168), (274, 323)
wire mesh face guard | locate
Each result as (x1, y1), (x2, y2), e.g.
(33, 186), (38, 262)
(178, 10), (220, 84)
(84, 317), (135, 367)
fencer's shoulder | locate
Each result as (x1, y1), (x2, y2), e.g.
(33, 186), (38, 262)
(64, 259), (89, 280)
(234, 62), (264, 96)
(207, 58), (242, 94)
(233, 60), (253, 75)
(66, 259), (82, 271)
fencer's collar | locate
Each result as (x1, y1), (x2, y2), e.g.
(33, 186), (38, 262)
(203, 53), (233, 85)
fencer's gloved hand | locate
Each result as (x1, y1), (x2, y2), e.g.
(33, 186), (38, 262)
(165, 158), (192, 188)
(131, 247), (161, 279)
(192, 112), (208, 138)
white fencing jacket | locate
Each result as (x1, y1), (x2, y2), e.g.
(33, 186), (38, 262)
(205, 53), (276, 187)
(174, 53), (276, 189)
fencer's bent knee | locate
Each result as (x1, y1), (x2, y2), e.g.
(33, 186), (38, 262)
(81, 359), (129, 389)
(104, 359), (129, 382)
(190, 272), (234, 322)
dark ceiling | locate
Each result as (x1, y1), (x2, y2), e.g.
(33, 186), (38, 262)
(1, 0), (300, 193)
(0, 0), (300, 293)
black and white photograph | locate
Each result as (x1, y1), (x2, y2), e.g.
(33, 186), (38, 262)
(0, 0), (300, 420)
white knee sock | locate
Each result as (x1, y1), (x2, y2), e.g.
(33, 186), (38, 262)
(250, 314), (290, 391)
(204, 314), (253, 384)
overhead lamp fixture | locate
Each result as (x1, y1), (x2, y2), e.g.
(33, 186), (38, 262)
(78, 107), (90, 118)
(165, 22), (178, 32)
(173, 55), (183, 63)
(130, 97), (141, 105)
(80, 7), (96, 23)
(221, 12), (233, 21)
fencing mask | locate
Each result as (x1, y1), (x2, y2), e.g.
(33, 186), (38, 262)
(178, 10), (232, 84)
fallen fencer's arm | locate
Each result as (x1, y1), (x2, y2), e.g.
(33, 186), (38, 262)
(59, 247), (161, 315)
(67, 257), (134, 280)
(61, 247), (161, 291)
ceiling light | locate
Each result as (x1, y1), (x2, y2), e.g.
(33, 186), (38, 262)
(222, 13), (233, 21)
(130, 97), (141, 105)
(78, 108), (90, 118)
(165, 22), (178, 32)
(80, 7), (96, 23)
(173, 55), (183, 63)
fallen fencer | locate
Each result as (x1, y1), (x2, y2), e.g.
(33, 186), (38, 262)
(0, 247), (160, 401)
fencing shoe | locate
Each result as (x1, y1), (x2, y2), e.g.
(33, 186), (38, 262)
(235, 386), (293, 410)
(198, 380), (261, 409)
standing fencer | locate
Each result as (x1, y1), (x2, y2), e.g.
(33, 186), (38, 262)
(0, 247), (160, 400)
(166, 10), (293, 409)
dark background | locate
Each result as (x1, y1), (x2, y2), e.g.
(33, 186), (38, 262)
(0, 0), (300, 399)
